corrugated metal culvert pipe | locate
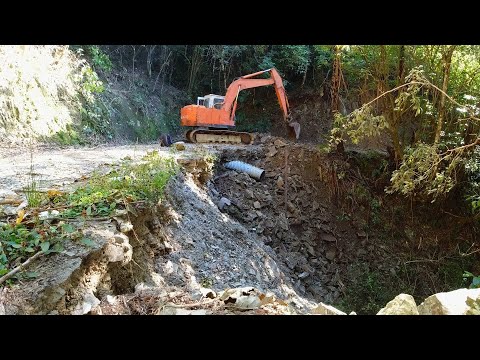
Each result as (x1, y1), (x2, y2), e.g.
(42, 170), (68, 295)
(224, 161), (265, 181)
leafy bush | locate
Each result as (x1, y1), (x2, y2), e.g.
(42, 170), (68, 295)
(463, 271), (480, 289)
(84, 46), (113, 72)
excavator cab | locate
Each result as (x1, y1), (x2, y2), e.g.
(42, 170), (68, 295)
(197, 94), (225, 110)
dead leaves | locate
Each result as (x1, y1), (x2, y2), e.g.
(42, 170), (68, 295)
(15, 209), (25, 225)
(47, 189), (63, 199)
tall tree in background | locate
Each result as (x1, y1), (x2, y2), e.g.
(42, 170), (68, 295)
(434, 45), (456, 144)
(330, 45), (342, 113)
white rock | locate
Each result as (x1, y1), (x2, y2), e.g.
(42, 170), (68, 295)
(159, 307), (207, 315)
(165, 260), (178, 275)
(38, 210), (60, 220)
(218, 287), (262, 309)
(104, 234), (132, 264)
(218, 197), (231, 211)
(72, 291), (100, 315)
(235, 295), (262, 309)
(418, 288), (480, 315)
(377, 294), (419, 315)
(106, 295), (117, 305)
(200, 288), (217, 299)
(0, 189), (22, 203)
(119, 220), (133, 233)
(2, 206), (18, 216)
(38, 211), (49, 220)
(311, 302), (346, 315)
(298, 272), (310, 279)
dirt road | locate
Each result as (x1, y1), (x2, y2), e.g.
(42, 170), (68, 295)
(0, 144), (174, 193)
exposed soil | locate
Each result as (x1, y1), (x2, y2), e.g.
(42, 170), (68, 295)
(210, 136), (398, 305)
(1, 137), (478, 315)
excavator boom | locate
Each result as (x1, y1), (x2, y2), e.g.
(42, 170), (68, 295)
(180, 68), (300, 144)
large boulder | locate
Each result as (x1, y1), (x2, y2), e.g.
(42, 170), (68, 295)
(377, 294), (419, 315)
(417, 288), (480, 315)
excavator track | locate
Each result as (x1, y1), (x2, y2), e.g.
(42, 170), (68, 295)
(186, 129), (254, 144)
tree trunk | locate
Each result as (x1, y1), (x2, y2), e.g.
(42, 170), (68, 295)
(398, 45), (406, 85)
(379, 45), (403, 162)
(434, 45), (456, 144)
(187, 46), (203, 95)
(330, 45), (341, 113)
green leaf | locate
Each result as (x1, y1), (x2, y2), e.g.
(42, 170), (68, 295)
(40, 242), (50, 252)
(25, 247), (35, 253)
(50, 243), (64, 253)
(0, 269), (7, 276)
(86, 206), (92, 216)
(471, 277), (480, 288)
(62, 223), (75, 233)
(80, 238), (96, 248)
(7, 242), (22, 249)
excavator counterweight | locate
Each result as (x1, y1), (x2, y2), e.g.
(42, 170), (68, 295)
(180, 68), (300, 144)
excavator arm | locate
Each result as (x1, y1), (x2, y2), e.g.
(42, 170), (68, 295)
(222, 68), (300, 139)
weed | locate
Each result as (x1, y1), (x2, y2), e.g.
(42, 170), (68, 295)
(200, 277), (214, 288)
(23, 151), (46, 207)
(50, 127), (83, 146)
(336, 263), (409, 314)
(317, 143), (331, 154)
(0, 222), (68, 282)
(463, 271), (480, 289)
(336, 212), (351, 222)
(84, 46), (113, 72)
(192, 146), (217, 163)
(59, 151), (178, 219)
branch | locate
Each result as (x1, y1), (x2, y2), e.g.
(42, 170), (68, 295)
(0, 251), (44, 285)
(361, 80), (480, 122)
(0, 200), (23, 206)
(441, 137), (480, 156)
(161, 298), (217, 309)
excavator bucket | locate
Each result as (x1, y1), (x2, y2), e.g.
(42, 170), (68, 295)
(287, 121), (301, 140)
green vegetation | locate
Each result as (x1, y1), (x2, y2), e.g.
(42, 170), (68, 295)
(59, 151), (178, 218)
(463, 271), (480, 289)
(235, 113), (271, 133)
(0, 151), (178, 285)
(83, 45), (113, 72)
(337, 263), (409, 314)
(0, 222), (76, 282)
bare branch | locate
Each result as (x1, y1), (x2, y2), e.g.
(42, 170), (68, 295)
(0, 251), (44, 285)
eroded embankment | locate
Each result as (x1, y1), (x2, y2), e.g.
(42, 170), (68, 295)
(0, 137), (427, 315)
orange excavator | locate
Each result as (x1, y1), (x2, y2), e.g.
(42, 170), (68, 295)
(180, 68), (300, 144)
